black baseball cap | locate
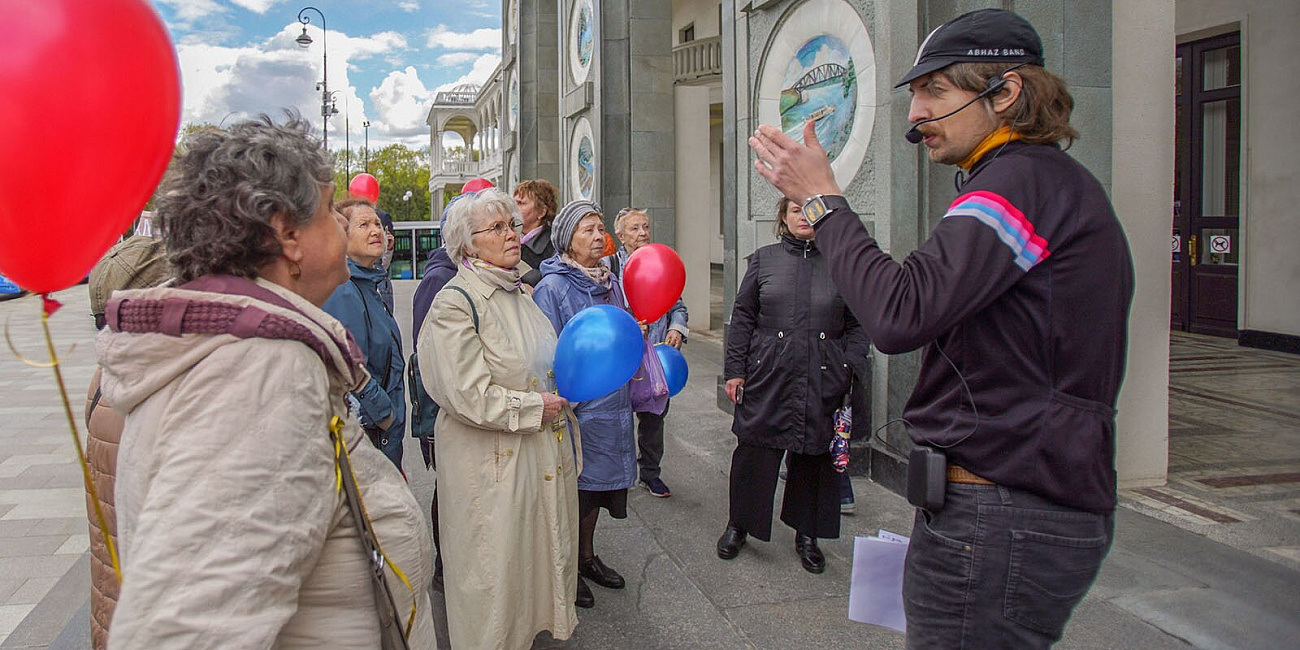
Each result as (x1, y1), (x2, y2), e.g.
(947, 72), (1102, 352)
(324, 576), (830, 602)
(896, 9), (1044, 88)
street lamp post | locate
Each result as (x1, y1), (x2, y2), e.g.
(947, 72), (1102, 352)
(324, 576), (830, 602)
(295, 6), (336, 150)
(363, 120), (371, 172)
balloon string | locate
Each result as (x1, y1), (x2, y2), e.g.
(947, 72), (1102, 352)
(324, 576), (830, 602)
(37, 301), (122, 584)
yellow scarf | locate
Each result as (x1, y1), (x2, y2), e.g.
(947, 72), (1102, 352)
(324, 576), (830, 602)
(957, 126), (1022, 171)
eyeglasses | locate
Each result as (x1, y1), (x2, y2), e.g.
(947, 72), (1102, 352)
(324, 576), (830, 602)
(471, 219), (522, 237)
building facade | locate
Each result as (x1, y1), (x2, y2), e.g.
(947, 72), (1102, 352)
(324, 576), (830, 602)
(430, 0), (1298, 492)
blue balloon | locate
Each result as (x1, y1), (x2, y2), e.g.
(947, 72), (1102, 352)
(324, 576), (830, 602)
(554, 304), (643, 402)
(654, 343), (689, 397)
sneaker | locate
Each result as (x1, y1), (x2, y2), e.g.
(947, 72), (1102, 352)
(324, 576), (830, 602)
(840, 495), (856, 515)
(641, 477), (671, 498)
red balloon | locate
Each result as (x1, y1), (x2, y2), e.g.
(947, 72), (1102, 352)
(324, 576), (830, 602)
(349, 173), (380, 203)
(0, 0), (180, 294)
(622, 244), (686, 323)
(462, 177), (494, 193)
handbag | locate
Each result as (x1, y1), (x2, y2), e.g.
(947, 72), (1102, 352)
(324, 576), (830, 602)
(329, 416), (416, 650)
(629, 338), (670, 415)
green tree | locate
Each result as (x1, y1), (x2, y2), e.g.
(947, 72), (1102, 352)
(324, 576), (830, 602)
(332, 144), (432, 222)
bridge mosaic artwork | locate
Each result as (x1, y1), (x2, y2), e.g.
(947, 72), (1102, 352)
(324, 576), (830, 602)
(780, 35), (857, 162)
(756, 0), (877, 189)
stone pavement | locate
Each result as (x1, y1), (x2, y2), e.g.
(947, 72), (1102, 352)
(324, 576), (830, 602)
(2, 282), (1298, 649)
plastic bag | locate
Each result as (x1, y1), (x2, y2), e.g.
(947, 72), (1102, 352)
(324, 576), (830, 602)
(629, 338), (669, 415)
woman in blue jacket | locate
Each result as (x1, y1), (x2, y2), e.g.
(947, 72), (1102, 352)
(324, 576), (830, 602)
(532, 199), (635, 609)
(323, 199), (406, 472)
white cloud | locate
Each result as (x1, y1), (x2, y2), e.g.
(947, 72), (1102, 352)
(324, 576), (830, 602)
(433, 54), (501, 92)
(370, 67), (434, 139)
(436, 52), (479, 67)
(155, 0), (226, 24)
(229, 0), (279, 12)
(426, 25), (501, 51)
(398, 0), (420, 11)
(172, 22), (415, 146)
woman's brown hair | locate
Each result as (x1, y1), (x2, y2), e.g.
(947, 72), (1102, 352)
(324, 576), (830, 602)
(774, 195), (795, 239)
(941, 63), (1079, 148)
(512, 179), (559, 228)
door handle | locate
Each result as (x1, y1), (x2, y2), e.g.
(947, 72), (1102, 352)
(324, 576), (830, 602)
(1189, 234), (1197, 267)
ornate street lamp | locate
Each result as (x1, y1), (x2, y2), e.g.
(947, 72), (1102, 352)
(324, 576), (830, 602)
(295, 6), (335, 150)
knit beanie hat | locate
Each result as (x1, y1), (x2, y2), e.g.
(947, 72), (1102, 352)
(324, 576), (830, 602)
(552, 199), (602, 254)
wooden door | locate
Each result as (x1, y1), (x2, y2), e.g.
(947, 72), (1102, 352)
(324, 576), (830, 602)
(1172, 34), (1241, 338)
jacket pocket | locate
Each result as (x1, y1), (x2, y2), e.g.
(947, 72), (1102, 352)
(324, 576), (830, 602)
(1003, 526), (1108, 638)
(494, 433), (518, 483)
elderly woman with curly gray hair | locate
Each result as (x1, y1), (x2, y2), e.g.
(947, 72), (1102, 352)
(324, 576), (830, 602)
(419, 188), (581, 650)
(94, 115), (437, 648)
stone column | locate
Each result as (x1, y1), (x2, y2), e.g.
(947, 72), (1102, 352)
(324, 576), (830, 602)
(675, 84), (712, 330)
(598, 0), (675, 238)
(519, 0), (561, 185)
(1112, 0), (1172, 487)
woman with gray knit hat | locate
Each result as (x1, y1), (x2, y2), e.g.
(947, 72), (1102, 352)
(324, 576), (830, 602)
(532, 199), (636, 610)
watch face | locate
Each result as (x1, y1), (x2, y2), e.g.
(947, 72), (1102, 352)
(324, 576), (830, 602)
(803, 198), (830, 225)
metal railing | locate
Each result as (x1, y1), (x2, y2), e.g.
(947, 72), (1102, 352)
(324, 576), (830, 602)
(673, 36), (722, 83)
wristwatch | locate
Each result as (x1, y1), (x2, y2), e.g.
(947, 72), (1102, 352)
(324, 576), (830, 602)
(801, 194), (850, 227)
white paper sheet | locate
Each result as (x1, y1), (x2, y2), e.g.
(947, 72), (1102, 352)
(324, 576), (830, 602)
(848, 530), (909, 633)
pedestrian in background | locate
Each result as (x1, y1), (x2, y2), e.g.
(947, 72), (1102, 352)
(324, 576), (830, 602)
(84, 236), (172, 650)
(607, 207), (688, 498)
(718, 196), (870, 574)
(514, 179), (559, 287)
(420, 188), (579, 649)
(409, 193), (467, 586)
(533, 200), (636, 608)
(96, 115), (436, 648)
(323, 199), (407, 473)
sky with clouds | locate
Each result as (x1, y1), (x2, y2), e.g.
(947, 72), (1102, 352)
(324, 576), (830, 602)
(150, 0), (503, 149)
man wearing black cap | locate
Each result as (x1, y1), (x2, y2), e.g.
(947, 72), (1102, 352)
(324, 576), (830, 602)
(749, 9), (1133, 648)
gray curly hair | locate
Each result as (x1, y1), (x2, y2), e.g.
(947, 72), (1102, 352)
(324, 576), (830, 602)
(156, 113), (333, 283)
(443, 188), (520, 264)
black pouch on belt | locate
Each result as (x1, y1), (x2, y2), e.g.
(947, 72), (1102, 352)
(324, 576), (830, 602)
(907, 446), (947, 511)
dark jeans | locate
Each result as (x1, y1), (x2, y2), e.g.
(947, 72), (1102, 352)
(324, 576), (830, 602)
(902, 483), (1114, 649)
(636, 400), (669, 482)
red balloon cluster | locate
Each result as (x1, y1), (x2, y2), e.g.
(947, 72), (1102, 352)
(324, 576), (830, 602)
(348, 173), (380, 203)
(622, 244), (686, 323)
(0, 0), (181, 294)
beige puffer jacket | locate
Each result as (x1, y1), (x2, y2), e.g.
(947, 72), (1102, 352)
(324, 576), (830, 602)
(85, 367), (121, 650)
(96, 278), (437, 649)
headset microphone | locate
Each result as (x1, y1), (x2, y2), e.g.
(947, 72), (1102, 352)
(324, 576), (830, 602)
(903, 65), (1022, 145)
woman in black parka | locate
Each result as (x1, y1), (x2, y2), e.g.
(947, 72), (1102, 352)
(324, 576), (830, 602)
(717, 195), (871, 573)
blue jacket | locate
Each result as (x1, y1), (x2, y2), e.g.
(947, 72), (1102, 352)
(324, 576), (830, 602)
(323, 259), (406, 442)
(412, 248), (457, 341)
(532, 256), (636, 491)
(605, 248), (689, 344)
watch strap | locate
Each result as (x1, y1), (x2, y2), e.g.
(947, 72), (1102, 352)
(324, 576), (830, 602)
(802, 194), (850, 226)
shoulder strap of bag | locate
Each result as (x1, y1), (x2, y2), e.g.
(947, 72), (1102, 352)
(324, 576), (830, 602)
(329, 416), (415, 650)
(446, 284), (479, 333)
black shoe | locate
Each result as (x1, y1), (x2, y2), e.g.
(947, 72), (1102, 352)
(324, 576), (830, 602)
(795, 533), (825, 574)
(579, 555), (625, 589)
(716, 525), (746, 560)
(575, 576), (594, 608)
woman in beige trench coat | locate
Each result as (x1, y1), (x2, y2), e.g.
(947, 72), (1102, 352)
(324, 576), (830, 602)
(419, 189), (581, 650)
